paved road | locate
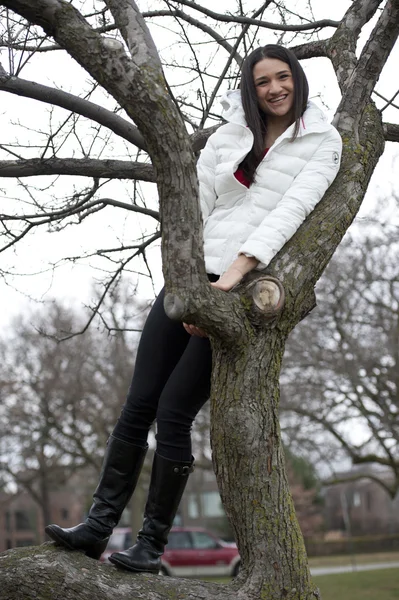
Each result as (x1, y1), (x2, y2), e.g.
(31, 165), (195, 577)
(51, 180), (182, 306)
(311, 561), (399, 576)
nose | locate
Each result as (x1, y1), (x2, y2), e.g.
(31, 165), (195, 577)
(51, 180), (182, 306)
(269, 79), (282, 96)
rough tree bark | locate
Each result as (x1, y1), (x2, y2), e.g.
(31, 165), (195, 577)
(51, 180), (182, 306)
(0, 0), (398, 599)
(0, 544), (228, 600)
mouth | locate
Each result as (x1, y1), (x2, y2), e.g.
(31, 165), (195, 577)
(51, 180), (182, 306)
(267, 94), (288, 105)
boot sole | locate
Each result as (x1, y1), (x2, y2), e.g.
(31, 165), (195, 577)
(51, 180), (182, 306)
(45, 525), (106, 560)
(108, 555), (159, 574)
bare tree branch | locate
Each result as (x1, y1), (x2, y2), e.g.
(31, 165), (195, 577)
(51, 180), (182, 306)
(0, 65), (147, 150)
(352, 453), (399, 470)
(0, 194), (159, 225)
(0, 9), (238, 56)
(378, 88), (399, 111)
(145, 9), (240, 61)
(290, 39), (330, 60)
(167, 0), (340, 32)
(374, 89), (399, 110)
(0, 64), (218, 156)
(0, 157), (155, 180)
(352, 0), (399, 107)
(383, 122), (399, 142)
(326, 472), (396, 498)
(288, 406), (358, 459)
(0, 546), (225, 600)
(334, 0), (399, 130)
(55, 236), (159, 341)
(329, 0), (385, 91)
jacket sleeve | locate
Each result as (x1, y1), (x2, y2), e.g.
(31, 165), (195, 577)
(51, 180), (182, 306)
(239, 127), (342, 269)
(196, 133), (218, 221)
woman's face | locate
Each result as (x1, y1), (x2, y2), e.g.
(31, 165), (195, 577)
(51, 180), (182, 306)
(253, 57), (294, 119)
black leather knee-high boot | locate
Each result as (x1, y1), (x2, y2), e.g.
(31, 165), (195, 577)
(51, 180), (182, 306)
(45, 436), (148, 559)
(109, 453), (194, 572)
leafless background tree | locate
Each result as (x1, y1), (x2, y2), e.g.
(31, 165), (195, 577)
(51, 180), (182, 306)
(0, 284), (150, 532)
(0, 1), (398, 599)
(281, 209), (399, 497)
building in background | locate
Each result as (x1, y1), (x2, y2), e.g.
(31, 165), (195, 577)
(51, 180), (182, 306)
(0, 490), (84, 552)
(323, 468), (399, 536)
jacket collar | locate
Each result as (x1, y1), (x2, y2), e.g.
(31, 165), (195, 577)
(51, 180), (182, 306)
(220, 89), (332, 136)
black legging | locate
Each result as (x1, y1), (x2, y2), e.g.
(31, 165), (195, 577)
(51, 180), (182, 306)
(112, 281), (216, 462)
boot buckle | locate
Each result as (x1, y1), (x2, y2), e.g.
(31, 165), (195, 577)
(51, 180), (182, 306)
(173, 464), (194, 476)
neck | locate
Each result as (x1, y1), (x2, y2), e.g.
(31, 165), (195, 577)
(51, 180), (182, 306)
(267, 114), (294, 136)
(263, 115), (295, 149)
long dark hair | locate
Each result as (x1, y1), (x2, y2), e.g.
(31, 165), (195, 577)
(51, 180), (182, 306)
(239, 45), (309, 184)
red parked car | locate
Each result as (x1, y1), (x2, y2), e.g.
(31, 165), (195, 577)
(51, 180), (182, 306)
(101, 526), (240, 578)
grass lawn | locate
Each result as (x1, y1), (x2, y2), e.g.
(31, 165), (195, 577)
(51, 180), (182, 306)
(200, 553), (399, 598)
(315, 567), (399, 600)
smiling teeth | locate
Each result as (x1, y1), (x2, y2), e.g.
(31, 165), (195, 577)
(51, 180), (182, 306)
(270, 95), (287, 103)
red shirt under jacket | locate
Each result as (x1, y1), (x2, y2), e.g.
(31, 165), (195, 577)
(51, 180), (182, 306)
(234, 148), (269, 188)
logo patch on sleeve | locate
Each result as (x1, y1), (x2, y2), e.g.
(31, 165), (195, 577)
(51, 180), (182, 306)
(333, 152), (339, 164)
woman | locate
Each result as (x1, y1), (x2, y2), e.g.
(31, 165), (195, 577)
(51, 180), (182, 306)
(45, 45), (342, 573)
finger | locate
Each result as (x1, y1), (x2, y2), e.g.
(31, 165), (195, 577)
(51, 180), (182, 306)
(184, 323), (200, 336)
(211, 281), (230, 291)
(193, 326), (207, 338)
(183, 322), (208, 337)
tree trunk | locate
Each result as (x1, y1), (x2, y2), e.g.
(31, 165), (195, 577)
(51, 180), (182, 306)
(211, 330), (320, 600)
(0, 544), (234, 600)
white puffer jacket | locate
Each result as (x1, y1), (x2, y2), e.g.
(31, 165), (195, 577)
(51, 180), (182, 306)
(198, 89), (342, 275)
